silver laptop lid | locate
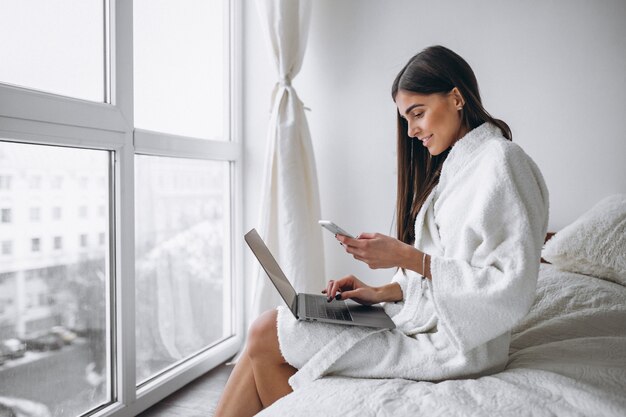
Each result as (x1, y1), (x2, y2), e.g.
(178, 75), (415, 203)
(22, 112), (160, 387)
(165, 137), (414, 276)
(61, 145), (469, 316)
(244, 229), (298, 313)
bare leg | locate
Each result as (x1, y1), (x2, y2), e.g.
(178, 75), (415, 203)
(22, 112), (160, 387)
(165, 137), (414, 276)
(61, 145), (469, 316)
(247, 309), (297, 407)
(214, 309), (296, 416)
(213, 349), (263, 417)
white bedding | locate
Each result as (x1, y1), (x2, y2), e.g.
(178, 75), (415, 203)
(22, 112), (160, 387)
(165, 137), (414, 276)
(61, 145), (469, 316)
(257, 264), (626, 416)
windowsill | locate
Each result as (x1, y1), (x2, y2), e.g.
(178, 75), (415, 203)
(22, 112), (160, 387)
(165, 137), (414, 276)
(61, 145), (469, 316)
(137, 362), (233, 416)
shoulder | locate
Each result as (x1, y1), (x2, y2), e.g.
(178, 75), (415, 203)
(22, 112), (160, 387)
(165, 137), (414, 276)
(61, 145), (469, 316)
(441, 123), (524, 181)
(439, 124), (546, 198)
(457, 122), (541, 177)
(467, 132), (548, 210)
(475, 136), (531, 170)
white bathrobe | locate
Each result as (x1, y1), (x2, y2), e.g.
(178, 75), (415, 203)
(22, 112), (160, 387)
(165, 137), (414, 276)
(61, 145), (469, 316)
(277, 122), (549, 390)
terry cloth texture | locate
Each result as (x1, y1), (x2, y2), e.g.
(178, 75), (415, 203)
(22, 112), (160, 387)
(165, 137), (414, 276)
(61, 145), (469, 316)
(277, 122), (549, 390)
(542, 194), (626, 286)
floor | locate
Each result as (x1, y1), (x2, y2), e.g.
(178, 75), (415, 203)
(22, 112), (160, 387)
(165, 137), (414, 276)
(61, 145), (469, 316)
(137, 363), (233, 416)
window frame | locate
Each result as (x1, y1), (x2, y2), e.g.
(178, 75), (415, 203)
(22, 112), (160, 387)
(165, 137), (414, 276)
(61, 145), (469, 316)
(0, 0), (243, 415)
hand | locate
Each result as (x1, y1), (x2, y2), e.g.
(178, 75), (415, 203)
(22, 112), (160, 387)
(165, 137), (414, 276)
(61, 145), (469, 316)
(321, 275), (381, 306)
(336, 232), (412, 269)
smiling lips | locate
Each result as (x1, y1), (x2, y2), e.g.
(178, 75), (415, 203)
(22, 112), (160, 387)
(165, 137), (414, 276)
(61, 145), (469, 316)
(420, 134), (433, 146)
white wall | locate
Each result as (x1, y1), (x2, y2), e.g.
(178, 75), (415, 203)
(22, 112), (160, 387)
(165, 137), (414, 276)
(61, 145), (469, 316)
(243, 0), (626, 294)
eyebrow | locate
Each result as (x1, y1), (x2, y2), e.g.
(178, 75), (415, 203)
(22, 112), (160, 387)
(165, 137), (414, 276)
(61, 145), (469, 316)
(403, 103), (425, 116)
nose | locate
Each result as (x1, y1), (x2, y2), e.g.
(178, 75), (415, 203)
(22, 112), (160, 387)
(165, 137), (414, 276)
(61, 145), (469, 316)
(407, 119), (420, 138)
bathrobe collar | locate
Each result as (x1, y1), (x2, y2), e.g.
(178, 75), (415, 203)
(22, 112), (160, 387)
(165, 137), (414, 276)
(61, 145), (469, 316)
(440, 122), (503, 181)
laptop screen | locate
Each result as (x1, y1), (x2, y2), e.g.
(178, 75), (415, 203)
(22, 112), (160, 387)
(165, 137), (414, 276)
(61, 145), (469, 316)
(244, 229), (298, 311)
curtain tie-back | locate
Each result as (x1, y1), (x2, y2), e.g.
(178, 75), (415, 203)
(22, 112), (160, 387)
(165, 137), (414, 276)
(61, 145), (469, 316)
(278, 76), (292, 87)
(270, 76), (311, 114)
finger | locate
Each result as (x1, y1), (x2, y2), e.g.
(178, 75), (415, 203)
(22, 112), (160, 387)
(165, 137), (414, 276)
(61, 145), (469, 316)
(325, 280), (334, 300)
(337, 289), (359, 301)
(331, 278), (348, 301)
(331, 277), (354, 301)
(344, 244), (365, 257)
(336, 234), (348, 244)
(353, 254), (367, 263)
(356, 232), (376, 239)
(329, 279), (342, 301)
(338, 234), (362, 247)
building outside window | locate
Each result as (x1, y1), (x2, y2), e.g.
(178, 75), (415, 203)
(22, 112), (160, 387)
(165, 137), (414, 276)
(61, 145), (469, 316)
(0, 143), (110, 416)
(52, 206), (62, 220)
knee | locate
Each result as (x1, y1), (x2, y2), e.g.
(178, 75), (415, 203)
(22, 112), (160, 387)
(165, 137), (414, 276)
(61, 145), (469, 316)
(247, 309), (279, 361)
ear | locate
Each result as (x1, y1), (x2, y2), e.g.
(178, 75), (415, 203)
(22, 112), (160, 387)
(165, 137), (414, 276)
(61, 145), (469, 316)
(450, 87), (465, 110)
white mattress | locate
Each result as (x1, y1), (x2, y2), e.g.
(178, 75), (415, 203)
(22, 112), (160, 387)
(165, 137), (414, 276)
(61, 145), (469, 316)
(257, 264), (626, 416)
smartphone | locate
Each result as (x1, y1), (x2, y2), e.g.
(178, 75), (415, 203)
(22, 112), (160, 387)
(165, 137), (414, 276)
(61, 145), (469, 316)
(318, 220), (356, 238)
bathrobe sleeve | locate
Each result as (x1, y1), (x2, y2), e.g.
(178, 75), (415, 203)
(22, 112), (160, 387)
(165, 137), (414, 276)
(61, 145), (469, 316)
(430, 140), (549, 353)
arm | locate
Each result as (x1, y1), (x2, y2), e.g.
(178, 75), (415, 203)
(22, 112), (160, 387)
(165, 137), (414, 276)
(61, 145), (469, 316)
(336, 233), (432, 279)
(322, 275), (404, 305)
(429, 144), (549, 352)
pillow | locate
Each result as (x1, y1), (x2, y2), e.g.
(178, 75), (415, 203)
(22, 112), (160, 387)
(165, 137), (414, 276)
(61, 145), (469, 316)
(542, 194), (626, 286)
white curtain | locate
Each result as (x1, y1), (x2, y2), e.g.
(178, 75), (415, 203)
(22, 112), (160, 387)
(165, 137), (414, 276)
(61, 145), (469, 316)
(250, 0), (325, 321)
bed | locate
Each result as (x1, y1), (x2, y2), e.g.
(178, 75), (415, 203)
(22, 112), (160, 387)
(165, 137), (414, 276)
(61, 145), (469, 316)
(258, 195), (626, 417)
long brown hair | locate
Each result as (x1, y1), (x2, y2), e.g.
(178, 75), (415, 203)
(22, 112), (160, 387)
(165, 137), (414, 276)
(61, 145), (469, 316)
(391, 45), (512, 245)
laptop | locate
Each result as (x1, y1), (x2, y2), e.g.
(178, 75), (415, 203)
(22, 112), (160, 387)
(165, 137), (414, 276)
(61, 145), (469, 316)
(245, 228), (396, 329)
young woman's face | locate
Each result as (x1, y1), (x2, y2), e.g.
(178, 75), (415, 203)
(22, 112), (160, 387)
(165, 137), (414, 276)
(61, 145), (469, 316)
(395, 89), (467, 156)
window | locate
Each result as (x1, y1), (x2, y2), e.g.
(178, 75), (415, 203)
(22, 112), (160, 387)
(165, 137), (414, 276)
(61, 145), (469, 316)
(29, 175), (42, 189)
(1, 208), (11, 223)
(1, 240), (11, 255)
(0, 0), (105, 102)
(31, 237), (41, 252)
(0, 141), (111, 416)
(0, 175), (11, 190)
(51, 176), (63, 189)
(30, 207), (41, 221)
(134, 0), (225, 140)
(135, 155), (232, 384)
(0, 0), (241, 416)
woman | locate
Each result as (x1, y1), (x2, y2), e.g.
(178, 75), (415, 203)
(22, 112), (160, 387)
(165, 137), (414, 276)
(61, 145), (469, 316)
(215, 45), (549, 417)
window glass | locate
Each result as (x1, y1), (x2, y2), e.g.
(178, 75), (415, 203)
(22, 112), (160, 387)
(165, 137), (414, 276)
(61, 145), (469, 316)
(135, 155), (232, 384)
(31, 238), (41, 252)
(0, 0), (106, 102)
(1, 241), (11, 256)
(29, 208), (41, 222)
(1, 208), (11, 223)
(0, 141), (111, 416)
(134, 0), (226, 140)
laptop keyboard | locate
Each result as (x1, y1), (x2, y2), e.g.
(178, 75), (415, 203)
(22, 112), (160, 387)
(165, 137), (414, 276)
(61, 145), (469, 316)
(304, 294), (353, 321)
